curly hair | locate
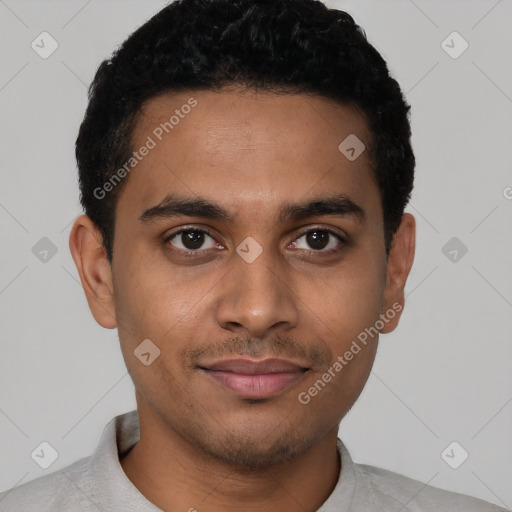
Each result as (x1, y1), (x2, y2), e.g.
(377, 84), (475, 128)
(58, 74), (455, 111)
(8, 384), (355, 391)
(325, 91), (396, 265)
(75, 0), (415, 263)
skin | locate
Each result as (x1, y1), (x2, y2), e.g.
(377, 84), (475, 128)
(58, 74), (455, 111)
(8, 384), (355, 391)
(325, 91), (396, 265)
(69, 87), (415, 512)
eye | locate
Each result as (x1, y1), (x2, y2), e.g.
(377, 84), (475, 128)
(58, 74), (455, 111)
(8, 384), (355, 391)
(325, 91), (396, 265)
(291, 228), (345, 252)
(164, 226), (346, 256)
(165, 228), (219, 253)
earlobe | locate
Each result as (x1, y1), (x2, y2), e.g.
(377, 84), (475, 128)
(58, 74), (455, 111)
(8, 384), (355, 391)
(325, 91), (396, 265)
(68, 214), (117, 329)
(380, 213), (416, 334)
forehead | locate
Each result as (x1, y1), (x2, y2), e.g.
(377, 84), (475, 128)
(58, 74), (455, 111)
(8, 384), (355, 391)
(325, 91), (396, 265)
(117, 88), (380, 224)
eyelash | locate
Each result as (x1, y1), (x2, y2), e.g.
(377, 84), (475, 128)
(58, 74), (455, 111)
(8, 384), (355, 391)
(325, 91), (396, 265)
(163, 226), (346, 256)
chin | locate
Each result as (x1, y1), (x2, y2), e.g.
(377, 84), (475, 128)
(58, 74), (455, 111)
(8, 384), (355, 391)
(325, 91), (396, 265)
(193, 427), (314, 469)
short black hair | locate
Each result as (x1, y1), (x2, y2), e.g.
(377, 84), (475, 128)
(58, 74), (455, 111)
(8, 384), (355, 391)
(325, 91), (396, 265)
(76, 0), (414, 264)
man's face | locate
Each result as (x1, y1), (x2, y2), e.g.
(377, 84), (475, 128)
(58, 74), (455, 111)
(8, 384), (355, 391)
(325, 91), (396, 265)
(83, 88), (410, 467)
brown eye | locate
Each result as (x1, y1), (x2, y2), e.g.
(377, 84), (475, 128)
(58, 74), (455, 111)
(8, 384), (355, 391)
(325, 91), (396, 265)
(166, 229), (217, 252)
(306, 230), (330, 250)
(292, 229), (345, 252)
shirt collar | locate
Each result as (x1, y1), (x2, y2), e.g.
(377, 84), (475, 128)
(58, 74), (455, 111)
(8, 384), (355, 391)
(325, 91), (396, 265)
(88, 409), (162, 511)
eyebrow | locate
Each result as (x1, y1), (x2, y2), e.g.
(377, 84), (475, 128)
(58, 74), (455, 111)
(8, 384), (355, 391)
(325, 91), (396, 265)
(138, 193), (366, 225)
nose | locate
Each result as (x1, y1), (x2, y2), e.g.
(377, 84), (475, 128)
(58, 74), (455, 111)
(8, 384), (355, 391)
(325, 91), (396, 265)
(214, 246), (300, 339)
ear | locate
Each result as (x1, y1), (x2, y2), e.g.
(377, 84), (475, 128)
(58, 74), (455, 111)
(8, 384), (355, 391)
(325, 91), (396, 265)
(380, 213), (416, 334)
(68, 214), (117, 329)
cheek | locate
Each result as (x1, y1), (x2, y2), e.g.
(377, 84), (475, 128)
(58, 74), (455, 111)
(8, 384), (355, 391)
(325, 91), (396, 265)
(112, 258), (217, 393)
(113, 249), (193, 332)
(308, 254), (386, 346)
(113, 271), (197, 407)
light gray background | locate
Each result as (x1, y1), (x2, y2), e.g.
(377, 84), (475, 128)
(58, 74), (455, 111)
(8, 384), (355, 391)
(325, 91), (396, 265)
(0, 0), (511, 509)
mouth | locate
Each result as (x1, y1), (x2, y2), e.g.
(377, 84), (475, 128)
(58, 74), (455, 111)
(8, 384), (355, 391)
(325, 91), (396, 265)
(198, 357), (309, 399)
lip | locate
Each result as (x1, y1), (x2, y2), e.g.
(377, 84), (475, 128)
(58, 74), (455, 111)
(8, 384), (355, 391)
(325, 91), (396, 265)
(199, 358), (309, 399)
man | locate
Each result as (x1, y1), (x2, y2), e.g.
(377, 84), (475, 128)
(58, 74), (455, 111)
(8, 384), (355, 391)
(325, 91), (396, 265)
(0, 0), (506, 510)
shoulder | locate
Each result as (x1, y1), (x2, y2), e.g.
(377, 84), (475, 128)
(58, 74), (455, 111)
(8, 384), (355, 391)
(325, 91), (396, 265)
(355, 462), (508, 511)
(0, 456), (97, 512)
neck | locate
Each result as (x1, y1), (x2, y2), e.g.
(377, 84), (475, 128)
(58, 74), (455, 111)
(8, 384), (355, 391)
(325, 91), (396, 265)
(120, 408), (341, 512)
